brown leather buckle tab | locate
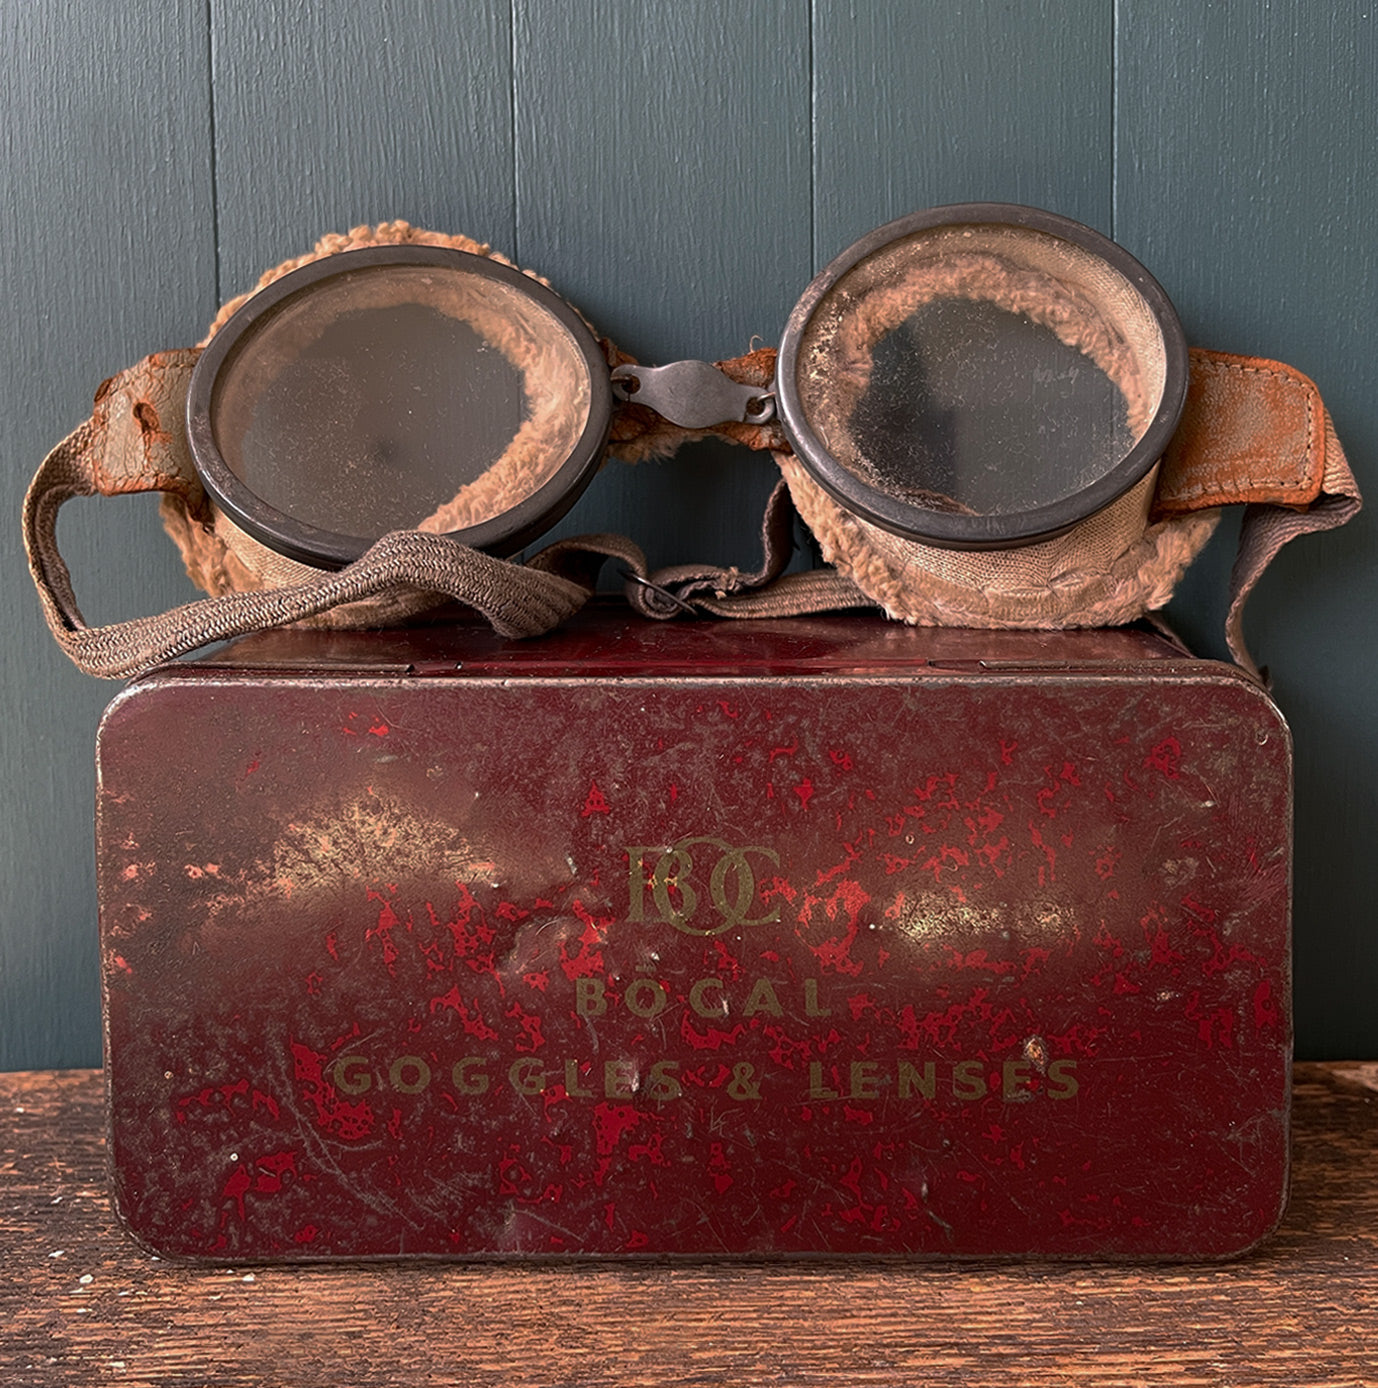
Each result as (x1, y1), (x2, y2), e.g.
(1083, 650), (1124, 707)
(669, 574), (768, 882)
(1155, 349), (1325, 515)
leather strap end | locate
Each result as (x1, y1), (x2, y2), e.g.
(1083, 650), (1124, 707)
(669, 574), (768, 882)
(1151, 349), (1362, 680)
(1155, 349), (1330, 514)
(87, 349), (205, 501)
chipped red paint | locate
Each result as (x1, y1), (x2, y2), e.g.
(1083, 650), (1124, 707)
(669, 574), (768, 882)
(96, 613), (1292, 1262)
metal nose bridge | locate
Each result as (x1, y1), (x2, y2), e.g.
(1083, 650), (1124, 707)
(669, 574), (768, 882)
(611, 360), (776, 428)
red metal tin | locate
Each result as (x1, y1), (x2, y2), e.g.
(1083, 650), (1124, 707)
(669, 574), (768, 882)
(95, 611), (1292, 1262)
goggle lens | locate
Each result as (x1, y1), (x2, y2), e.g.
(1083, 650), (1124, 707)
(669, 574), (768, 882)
(191, 248), (608, 566)
(781, 211), (1185, 548)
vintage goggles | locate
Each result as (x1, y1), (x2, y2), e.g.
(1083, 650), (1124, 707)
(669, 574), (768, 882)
(190, 204), (1183, 562)
(25, 206), (1359, 678)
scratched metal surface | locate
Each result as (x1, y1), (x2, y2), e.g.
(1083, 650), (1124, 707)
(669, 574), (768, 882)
(95, 617), (1290, 1260)
(5, 1064), (1377, 1386)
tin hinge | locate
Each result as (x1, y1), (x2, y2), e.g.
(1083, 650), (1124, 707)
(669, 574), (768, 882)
(406, 660), (464, 677)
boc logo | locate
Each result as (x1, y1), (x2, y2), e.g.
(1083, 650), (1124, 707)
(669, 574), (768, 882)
(626, 838), (782, 936)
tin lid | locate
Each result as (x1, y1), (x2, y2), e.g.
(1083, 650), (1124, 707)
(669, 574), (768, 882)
(161, 608), (1210, 680)
(187, 246), (613, 567)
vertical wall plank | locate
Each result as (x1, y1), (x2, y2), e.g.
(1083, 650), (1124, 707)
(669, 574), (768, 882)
(0, 1), (216, 1068)
(812, 0), (1114, 266)
(211, 0), (514, 300)
(512, 0), (811, 570)
(1117, 2), (1378, 1057)
(514, 1), (810, 366)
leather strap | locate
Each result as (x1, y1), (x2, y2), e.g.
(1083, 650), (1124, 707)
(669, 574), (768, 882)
(1157, 350), (1332, 511)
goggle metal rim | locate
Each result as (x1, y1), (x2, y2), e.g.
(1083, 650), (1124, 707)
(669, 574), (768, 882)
(186, 244), (614, 570)
(774, 202), (1191, 552)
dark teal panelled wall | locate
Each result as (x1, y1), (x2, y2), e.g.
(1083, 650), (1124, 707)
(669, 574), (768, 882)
(1, 1), (1373, 1068)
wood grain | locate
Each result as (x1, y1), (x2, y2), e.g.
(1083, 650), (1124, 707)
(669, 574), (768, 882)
(2, 1064), (1376, 1385)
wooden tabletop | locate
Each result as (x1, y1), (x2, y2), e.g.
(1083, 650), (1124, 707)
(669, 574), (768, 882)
(3, 1063), (1375, 1387)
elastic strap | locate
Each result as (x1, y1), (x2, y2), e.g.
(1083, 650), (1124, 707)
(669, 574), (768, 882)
(24, 346), (1360, 680)
(593, 348), (871, 619)
(601, 346), (1361, 676)
(606, 478), (870, 621)
(22, 353), (611, 679)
